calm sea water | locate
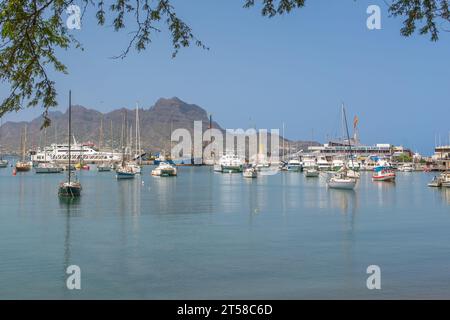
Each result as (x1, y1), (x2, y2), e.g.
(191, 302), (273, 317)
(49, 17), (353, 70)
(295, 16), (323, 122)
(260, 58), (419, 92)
(0, 161), (449, 299)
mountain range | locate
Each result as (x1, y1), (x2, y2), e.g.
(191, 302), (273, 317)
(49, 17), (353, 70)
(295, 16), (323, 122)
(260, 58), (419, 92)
(0, 97), (319, 155)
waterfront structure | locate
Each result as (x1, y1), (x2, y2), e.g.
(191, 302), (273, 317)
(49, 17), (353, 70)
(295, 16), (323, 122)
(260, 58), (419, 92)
(31, 143), (121, 164)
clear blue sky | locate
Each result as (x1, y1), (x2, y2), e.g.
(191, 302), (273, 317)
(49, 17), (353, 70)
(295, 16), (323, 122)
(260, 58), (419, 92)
(1, 0), (449, 155)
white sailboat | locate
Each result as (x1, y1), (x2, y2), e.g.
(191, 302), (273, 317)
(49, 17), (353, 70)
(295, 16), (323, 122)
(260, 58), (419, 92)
(327, 104), (357, 190)
(0, 118), (8, 168)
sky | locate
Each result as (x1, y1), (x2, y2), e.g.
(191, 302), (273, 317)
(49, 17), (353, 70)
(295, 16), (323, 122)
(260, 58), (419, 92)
(1, 0), (449, 155)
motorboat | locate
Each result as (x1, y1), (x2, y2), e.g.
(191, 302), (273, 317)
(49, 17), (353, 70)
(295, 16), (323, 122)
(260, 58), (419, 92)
(287, 159), (302, 172)
(243, 166), (257, 178)
(217, 153), (244, 173)
(305, 168), (319, 177)
(372, 169), (396, 182)
(35, 162), (63, 174)
(152, 162), (177, 177)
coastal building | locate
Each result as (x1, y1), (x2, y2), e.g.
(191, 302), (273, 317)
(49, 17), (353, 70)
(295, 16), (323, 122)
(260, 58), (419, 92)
(431, 145), (450, 170)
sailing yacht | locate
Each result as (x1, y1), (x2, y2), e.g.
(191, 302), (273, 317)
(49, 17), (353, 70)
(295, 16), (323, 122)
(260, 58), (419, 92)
(0, 119), (8, 168)
(15, 126), (32, 172)
(58, 91), (82, 197)
(116, 111), (136, 180)
(126, 102), (143, 174)
(327, 104), (358, 190)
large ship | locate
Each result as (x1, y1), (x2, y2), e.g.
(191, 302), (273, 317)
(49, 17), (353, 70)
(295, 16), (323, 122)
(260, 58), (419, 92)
(31, 140), (121, 164)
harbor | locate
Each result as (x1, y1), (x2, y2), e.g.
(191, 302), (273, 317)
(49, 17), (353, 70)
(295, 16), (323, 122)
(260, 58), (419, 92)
(1, 164), (449, 299)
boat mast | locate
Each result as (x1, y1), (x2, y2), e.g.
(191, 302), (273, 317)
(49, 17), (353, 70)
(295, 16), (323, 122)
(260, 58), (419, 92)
(68, 91), (72, 184)
(0, 118), (3, 160)
(342, 103), (354, 170)
(110, 119), (114, 152)
(135, 103), (138, 162)
(23, 125), (27, 162)
(99, 116), (104, 151)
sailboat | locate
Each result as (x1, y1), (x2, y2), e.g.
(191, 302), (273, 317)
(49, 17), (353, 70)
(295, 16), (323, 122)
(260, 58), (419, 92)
(128, 103), (142, 174)
(15, 125), (32, 172)
(58, 91), (82, 197)
(116, 111), (136, 179)
(0, 118), (8, 168)
(97, 117), (112, 172)
(327, 104), (357, 190)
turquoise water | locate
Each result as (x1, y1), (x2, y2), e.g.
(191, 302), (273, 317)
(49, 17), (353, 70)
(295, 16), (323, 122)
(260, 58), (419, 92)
(0, 163), (449, 299)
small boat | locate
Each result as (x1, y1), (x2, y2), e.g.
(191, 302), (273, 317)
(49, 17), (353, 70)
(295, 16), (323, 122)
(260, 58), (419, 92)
(327, 172), (357, 190)
(217, 153), (244, 173)
(428, 175), (444, 187)
(152, 162), (177, 177)
(398, 163), (414, 172)
(35, 162), (63, 174)
(116, 166), (136, 179)
(0, 159), (8, 168)
(58, 180), (82, 197)
(287, 159), (302, 172)
(305, 168), (319, 177)
(58, 91), (82, 198)
(243, 166), (257, 178)
(97, 163), (112, 172)
(372, 169), (396, 182)
(15, 125), (32, 172)
(15, 161), (32, 172)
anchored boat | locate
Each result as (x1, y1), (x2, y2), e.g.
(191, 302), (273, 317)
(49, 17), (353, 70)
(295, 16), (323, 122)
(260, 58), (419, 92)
(216, 153), (244, 173)
(16, 125), (32, 172)
(326, 104), (357, 190)
(152, 162), (177, 177)
(373, 169), (396, 182)
(35, 162), (63, 174)
(243, 166), (257, 178)
(305, 168), (319, 177)
(58, 91), (82, 198)
(287, 159), (302, 172)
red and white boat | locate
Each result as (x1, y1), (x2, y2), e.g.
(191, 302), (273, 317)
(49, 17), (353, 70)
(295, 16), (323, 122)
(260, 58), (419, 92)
(372, 169), (396, 182)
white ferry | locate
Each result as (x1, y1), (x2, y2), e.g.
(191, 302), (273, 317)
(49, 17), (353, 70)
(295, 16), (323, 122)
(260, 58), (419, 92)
(31, 142), (121, 164)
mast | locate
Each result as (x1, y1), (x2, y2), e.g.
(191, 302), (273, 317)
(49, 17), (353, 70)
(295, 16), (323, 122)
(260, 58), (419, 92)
(44, 128), (47, 162)
(110, 119), (114, 152)
(0, 118), (3, 160)
(23, 125), (27, 161)
(68, 91), (72, 184)
(282, 122), (285, 162)
(99, 116), (104, 151)
(135, 103), (138, 161)
(342, 103), (354, 170)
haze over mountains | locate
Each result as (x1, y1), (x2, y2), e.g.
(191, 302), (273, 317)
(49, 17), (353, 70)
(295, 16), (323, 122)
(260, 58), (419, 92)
(0, 97), (319, 154)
